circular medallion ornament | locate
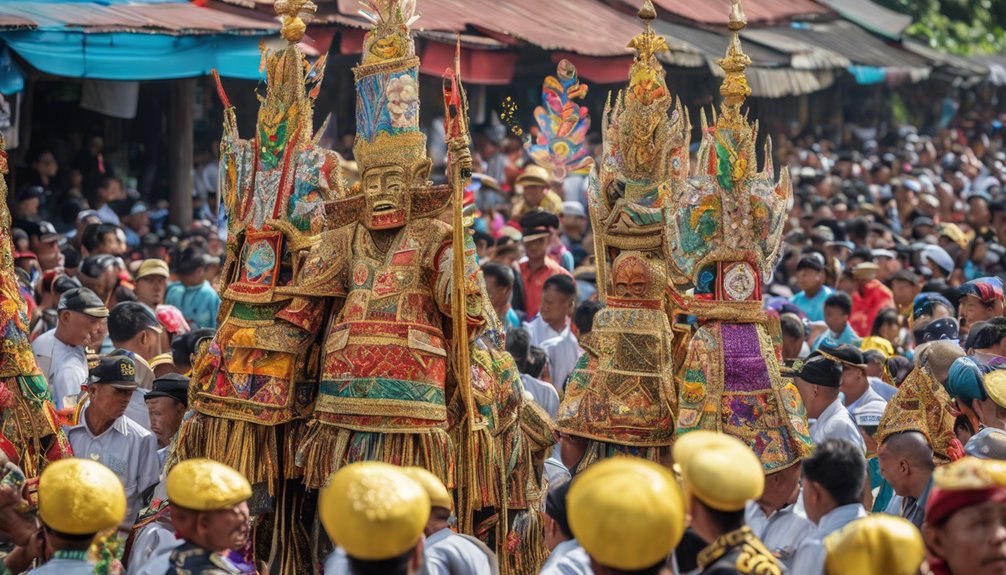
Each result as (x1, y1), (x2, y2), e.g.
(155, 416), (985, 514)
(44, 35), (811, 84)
(353, 263), (370, 287)
(723, 263), (756, 301)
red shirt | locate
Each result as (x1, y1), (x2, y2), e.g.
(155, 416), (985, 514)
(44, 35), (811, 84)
(850, 279), (894, 337)
(519, 257), (572, 318)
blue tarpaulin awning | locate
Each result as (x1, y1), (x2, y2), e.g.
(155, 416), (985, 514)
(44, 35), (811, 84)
(0, 0), (279, 84)
(1, 30), (269, 80)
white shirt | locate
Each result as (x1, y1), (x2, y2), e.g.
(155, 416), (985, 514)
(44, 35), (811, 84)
(745, 490), (814, 568)
(32, 329), (89, 410)
(811, 398), (867, 452)
(539, 539), (592, 575)
(96, 203), (121, 226)
(524, 316), (582, 391)
(426, 528), (497, 575)
(869, 376), (898, 401)
(64, 404), (161, 530)
(844, 385), (887, 419)
(125, 518), (181, 575)
(790, 503), (867, 575)
(521, 374), (560, 420)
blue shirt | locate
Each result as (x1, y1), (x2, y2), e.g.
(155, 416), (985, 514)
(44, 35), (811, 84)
(165, 281), (220, 330)
(790, 286), (833, 322)
(812, 323), (862, 351)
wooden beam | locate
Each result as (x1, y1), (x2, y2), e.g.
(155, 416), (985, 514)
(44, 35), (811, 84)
(168, 77), (195, 229)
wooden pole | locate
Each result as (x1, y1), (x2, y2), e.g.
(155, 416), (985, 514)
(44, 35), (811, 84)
(168, 77), (195, 229)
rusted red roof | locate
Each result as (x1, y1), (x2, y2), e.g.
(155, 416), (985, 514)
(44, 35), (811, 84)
(639, 0), (831, 25)
(329, 0), (642, 56)
(0, 2), (277, 34)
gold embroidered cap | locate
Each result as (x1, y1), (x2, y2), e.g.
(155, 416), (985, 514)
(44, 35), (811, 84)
(319, 462), (430, 561)
(38, 459), (126, 535)
(166, 458), (252, 511)
(676, 431), (764, 511)
(401, 466), (453, 510)
(823, 515), (925, 575)
(567, 457), (685, 571)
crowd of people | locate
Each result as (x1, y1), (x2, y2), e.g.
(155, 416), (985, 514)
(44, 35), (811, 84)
(3, 30), (1006, 571)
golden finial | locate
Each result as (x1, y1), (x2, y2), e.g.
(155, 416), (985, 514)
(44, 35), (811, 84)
(275, 0), (317, 43)
(627, 0), (669, 62)
(717, 0), (752, 127)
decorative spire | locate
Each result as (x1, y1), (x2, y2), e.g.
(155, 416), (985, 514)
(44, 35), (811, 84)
(627, 0), (669, 66)
(275, 0), (317, 44)
(717, 0), (752, 129)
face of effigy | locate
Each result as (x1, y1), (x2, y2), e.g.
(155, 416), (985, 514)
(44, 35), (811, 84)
(362, 164), (411, 230)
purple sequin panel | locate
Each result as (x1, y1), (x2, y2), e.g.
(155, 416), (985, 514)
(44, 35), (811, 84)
(721, 323), (772, 392)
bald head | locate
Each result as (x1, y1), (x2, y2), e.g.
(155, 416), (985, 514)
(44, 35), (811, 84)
(882, 431), (934, 471)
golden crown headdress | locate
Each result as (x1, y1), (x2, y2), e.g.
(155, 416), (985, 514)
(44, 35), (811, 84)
(594, 0), (690, 209)
(665, 0), (792, 299)
(352, 0), (427, 174)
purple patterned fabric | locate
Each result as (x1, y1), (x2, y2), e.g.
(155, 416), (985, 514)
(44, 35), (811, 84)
(721, 323), (772, 392)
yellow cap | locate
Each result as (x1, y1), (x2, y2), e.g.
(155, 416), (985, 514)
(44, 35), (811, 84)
(166, 458), (251, 511)
(824, 515), (924, 575)
(38, 459), (126, 535)
(672, 430), (720, 472)
(149, 353), (174, 369)
(136, 259), (170, 280)
(860, 336), (894, 358)
(319, 462), (430, 561)
(986, 370), (1006, 409)
(933, 455), (1006, 490)
(677, 432), (764, 511)
(567, 457), (685, 571)
(400, 466), (453, 510)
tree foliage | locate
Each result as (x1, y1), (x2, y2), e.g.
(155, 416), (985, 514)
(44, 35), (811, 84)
(876, 0), (1006, 55)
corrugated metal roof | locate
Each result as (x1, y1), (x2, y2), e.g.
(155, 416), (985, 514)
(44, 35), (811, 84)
(655, 19), (789, 68)
(764, 21), (929, 70)
(0, 1), (277, 34)
(329, 0), (642, 57)
(902, 40), (988, 78)
(742, 28), (850, 69)
(815, 0), (911, 39)
(638, 0), (831, 25)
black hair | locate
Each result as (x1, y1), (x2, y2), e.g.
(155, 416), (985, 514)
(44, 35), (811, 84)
(780, 314), (804, 341)
(114, 285), (137, 304)
(79, 254), (117, 279)
(863, 349), (887, 365)
(526, 347), (548, 379)
(803, 439), (867, 506)
(973, 317), (1006, 347)
(544, 480), (573, 540)
(824, 292), (853, 316)
(347, 547), (415, 575)
(481, 262), (514, 289)
(886, 355), (913, 386)
(870, 307), (901, 337)
(108, 301), (159, 344)
(543, 273), (576, 299)
(42, 523), (96, 546)
(573, 300), (602, 336)
(697, 499), (745, 535)
(505, 328), (532, 373)
(171, 328), (215, 367)
(81, 223), (119, 253)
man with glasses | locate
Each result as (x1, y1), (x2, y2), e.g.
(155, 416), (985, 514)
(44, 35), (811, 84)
(32, 287), (108, 409)
(108, 302), (164, 430)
